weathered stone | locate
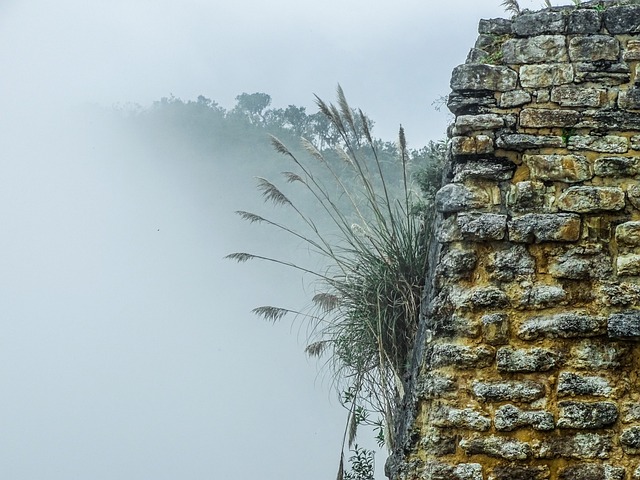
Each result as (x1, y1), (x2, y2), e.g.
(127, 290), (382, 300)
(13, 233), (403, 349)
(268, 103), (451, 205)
(557, 372), (613, 398)
(472, 379), (545, 403)
(628, 184), (640, 209)
(478, 18), (512, 35)
(420, 429), (458, 457)
(496, 346), (560, 372)
(616, 222), (640, 247)
(509, 214), (581, 243)
(488, 244), (535, 282)
(417, 374), (457, 399)
(557, 186), (626, 213)
(423, 462), (483, 480)
(458, 213), (507, 242)
(494, 404), (555, 431)
(451, 64), (518, 92)
(520, 285), (567, 309)
(482, 313), (510, 345)
(452, 158), (516, 182)
(569, 340), (630, 370)
(594, 156), (640, 177)
(454, 114), (504, 135)
(451, 135), (494, 156)
(522, 154), (593, 183)
(433, 313), (481, 338)
(558, 464), (625, 480)
(493, 465), (551, 480)
(518, 313), (606, 341)
(466, 48), (490, 64)
(617, 254), (640, 276)
(520, 64), (575, 89)
(512, 11), (565, 36)
(506, 181), (550, 213)
(429, 343), (495, 369)
(578, 110), (640, 131)
(567, 9), (602, 34)
(535, 433), (613, 459)
(632, 135), (640, 150)
(497, 134), (564, 151)
(548, 246), (612, 280)
(625, 39), (640, 61)
(604, 5), (640, 34)
(499, 90), (532, 108)
(437, 215), (463, 243)
(447, 92), (497, 115)
(557, 401), (619, 429)
(460, 435), (532, 460)
(520, 109), (581, 129)
(502, 35), (568, 64)
(598, 282), (640, 306)
(619, 87), (640, 110)
(438, 248), (477, 279)
(568, 136), (629, 153)
(620, 426), (640, 453)
(467, 286), (510, 310)
(569, 36), (620, 62)
(432, 405), (491, 431)
(435, 183), (491, 213)
(551, 86), (604, 107)
(622, 403), (640, 423)
(608, 311), (640, 339)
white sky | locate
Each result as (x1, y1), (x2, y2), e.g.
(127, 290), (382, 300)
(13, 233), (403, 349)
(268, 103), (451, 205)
(0, 0), (545, 479)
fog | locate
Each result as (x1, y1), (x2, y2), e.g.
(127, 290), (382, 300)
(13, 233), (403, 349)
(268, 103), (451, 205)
(0, 0), (542, 478)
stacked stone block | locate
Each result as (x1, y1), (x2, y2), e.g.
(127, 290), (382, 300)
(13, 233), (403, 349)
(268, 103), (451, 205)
(392, 3), (640, 480)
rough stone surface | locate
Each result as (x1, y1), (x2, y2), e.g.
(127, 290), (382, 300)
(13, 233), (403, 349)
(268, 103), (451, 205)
(551, 86), (604, 107)
(568, 136), (628, 154)
(488, 244), (535, 281)
(557, 401), (619, 429)
(558, 464), (625, 480)
(506, 181), (550, 213)
(494, 404), (555, 431)
(491, 465), (550, 480)
(435, 183), (491, 213)
(502, 35), (568, 64)
(478, 18), (512, 35)
(522, 154), (592, 182)
(615, 222), (640, 247)
(438, 248), (477, 279)
(567, 9), (602, 34)
(451, 64), (518, 92)
(535, 433), (613, 459)
(594, 156), (640, 177)
(454, 114), (504, 135)
(519, 65), (575, 89)
(429, 344), (495, 369)
(557, 186), (626, 213)
(512, 12), (565, 37)
(518, 313), (606, 340)
(452, 158), (516, 182)
(547, 245), (613, 280)
(499, 90), (532, 108)
(620, 426), (640, 453)
(508, 213), (581, 243)
(618, 88), (640, 110)
(457, 213), (507, 242)
(472, 380), (545, 403)
(496, 347), (560, 372)
(622, 403), (640, 423)
(481, 313), (510, 346)
(519, 285), (567, 309)
(557, 372), (613, 398)
(603, 5), (640, 34)
(432, 405), (491, 431)
(608, 311), (640, 339)
(460, 435), (532, 460)
(569, 340), (630, 370)
(569, 36), (620, 62)
(496, 134), (563, 151)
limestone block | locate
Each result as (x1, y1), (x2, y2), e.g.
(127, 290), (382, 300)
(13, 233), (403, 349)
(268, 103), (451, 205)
(551, 86), (604, 107)
(616, 222), (640, 247)
(432, 405), (491, 431)
(502, 35), (568, 64)
(618, 87), (640, 110)
(452, 159), (516, 182)
(437, 216), (463, 243)
(624, 39), (640, 61)
(499, 90), (531, 108)
(423, 462), (483, 480)
(466, 286), (510, 310)
(496, 346), (560, 372)
(578, 110), (640, 131)
(491, 465), (550, 480)
(557, 372), (613, 397)
(569, 340), (630, 370)
(622, 403), (640, 423)
(494, 404), (555, 431)
(508, 214), (581, 243)
(557, 186), (626, 213)
(558, 464), (625, 480)
(569, 36), (620, 62)
(617, 254), (640, 276)
(478, 18), (512, 35)
(454, 114), (504, 135)
(447, 92), (497, 115)
(434, 314), (481, 338)
(608, 311), (640, 339)
(566, 8), (602, 34)
(450, 64), (518, 92)
(594, 156), (640, 177)
(557, 401), (619, 429)
(438, 248), (477, 279)
(569, 135), (628, 153)
(628, 184), (640, 210)
(450, 135), (494, 156)
(488, 244), (536, 282)
(520, 64), (575, 89)
(620, 426), (640, 454)
(429, 343), (495, 369)
(417, 374), (457, 399)
(481, 313), (510, 346)
(496, 134), (564, 151)
(632, 135), (640, 150)
(548, 247), (612, 280)
(472, 379), (545, 402)
(458, 213), (507, 242)
(421, 430), (458, 457)
(519, 109), (580, 131)
(603, 5), (640, 34)
(512, 11), (565, 36)
(598, 282), (640, 306)
(518, 313), (606, 340)
(520, 285), (567, 309)
(460, 435), (532, 461)
(434, 183), (491, 213)
(523, 154), (591, 182)
(535, 433), (613, 459)
(506, 181), (550, 213)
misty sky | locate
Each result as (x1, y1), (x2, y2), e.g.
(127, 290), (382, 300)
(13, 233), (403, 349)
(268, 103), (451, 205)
(0, 0), (544, 479)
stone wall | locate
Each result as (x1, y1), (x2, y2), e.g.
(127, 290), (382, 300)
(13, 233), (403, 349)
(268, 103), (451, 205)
(389, 3), (640, 480)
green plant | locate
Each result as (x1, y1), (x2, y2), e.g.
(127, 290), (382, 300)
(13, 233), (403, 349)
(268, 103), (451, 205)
(562, 127), (576, 145)
(543, 0), (552, 8)
(227, 87), (444, 476)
